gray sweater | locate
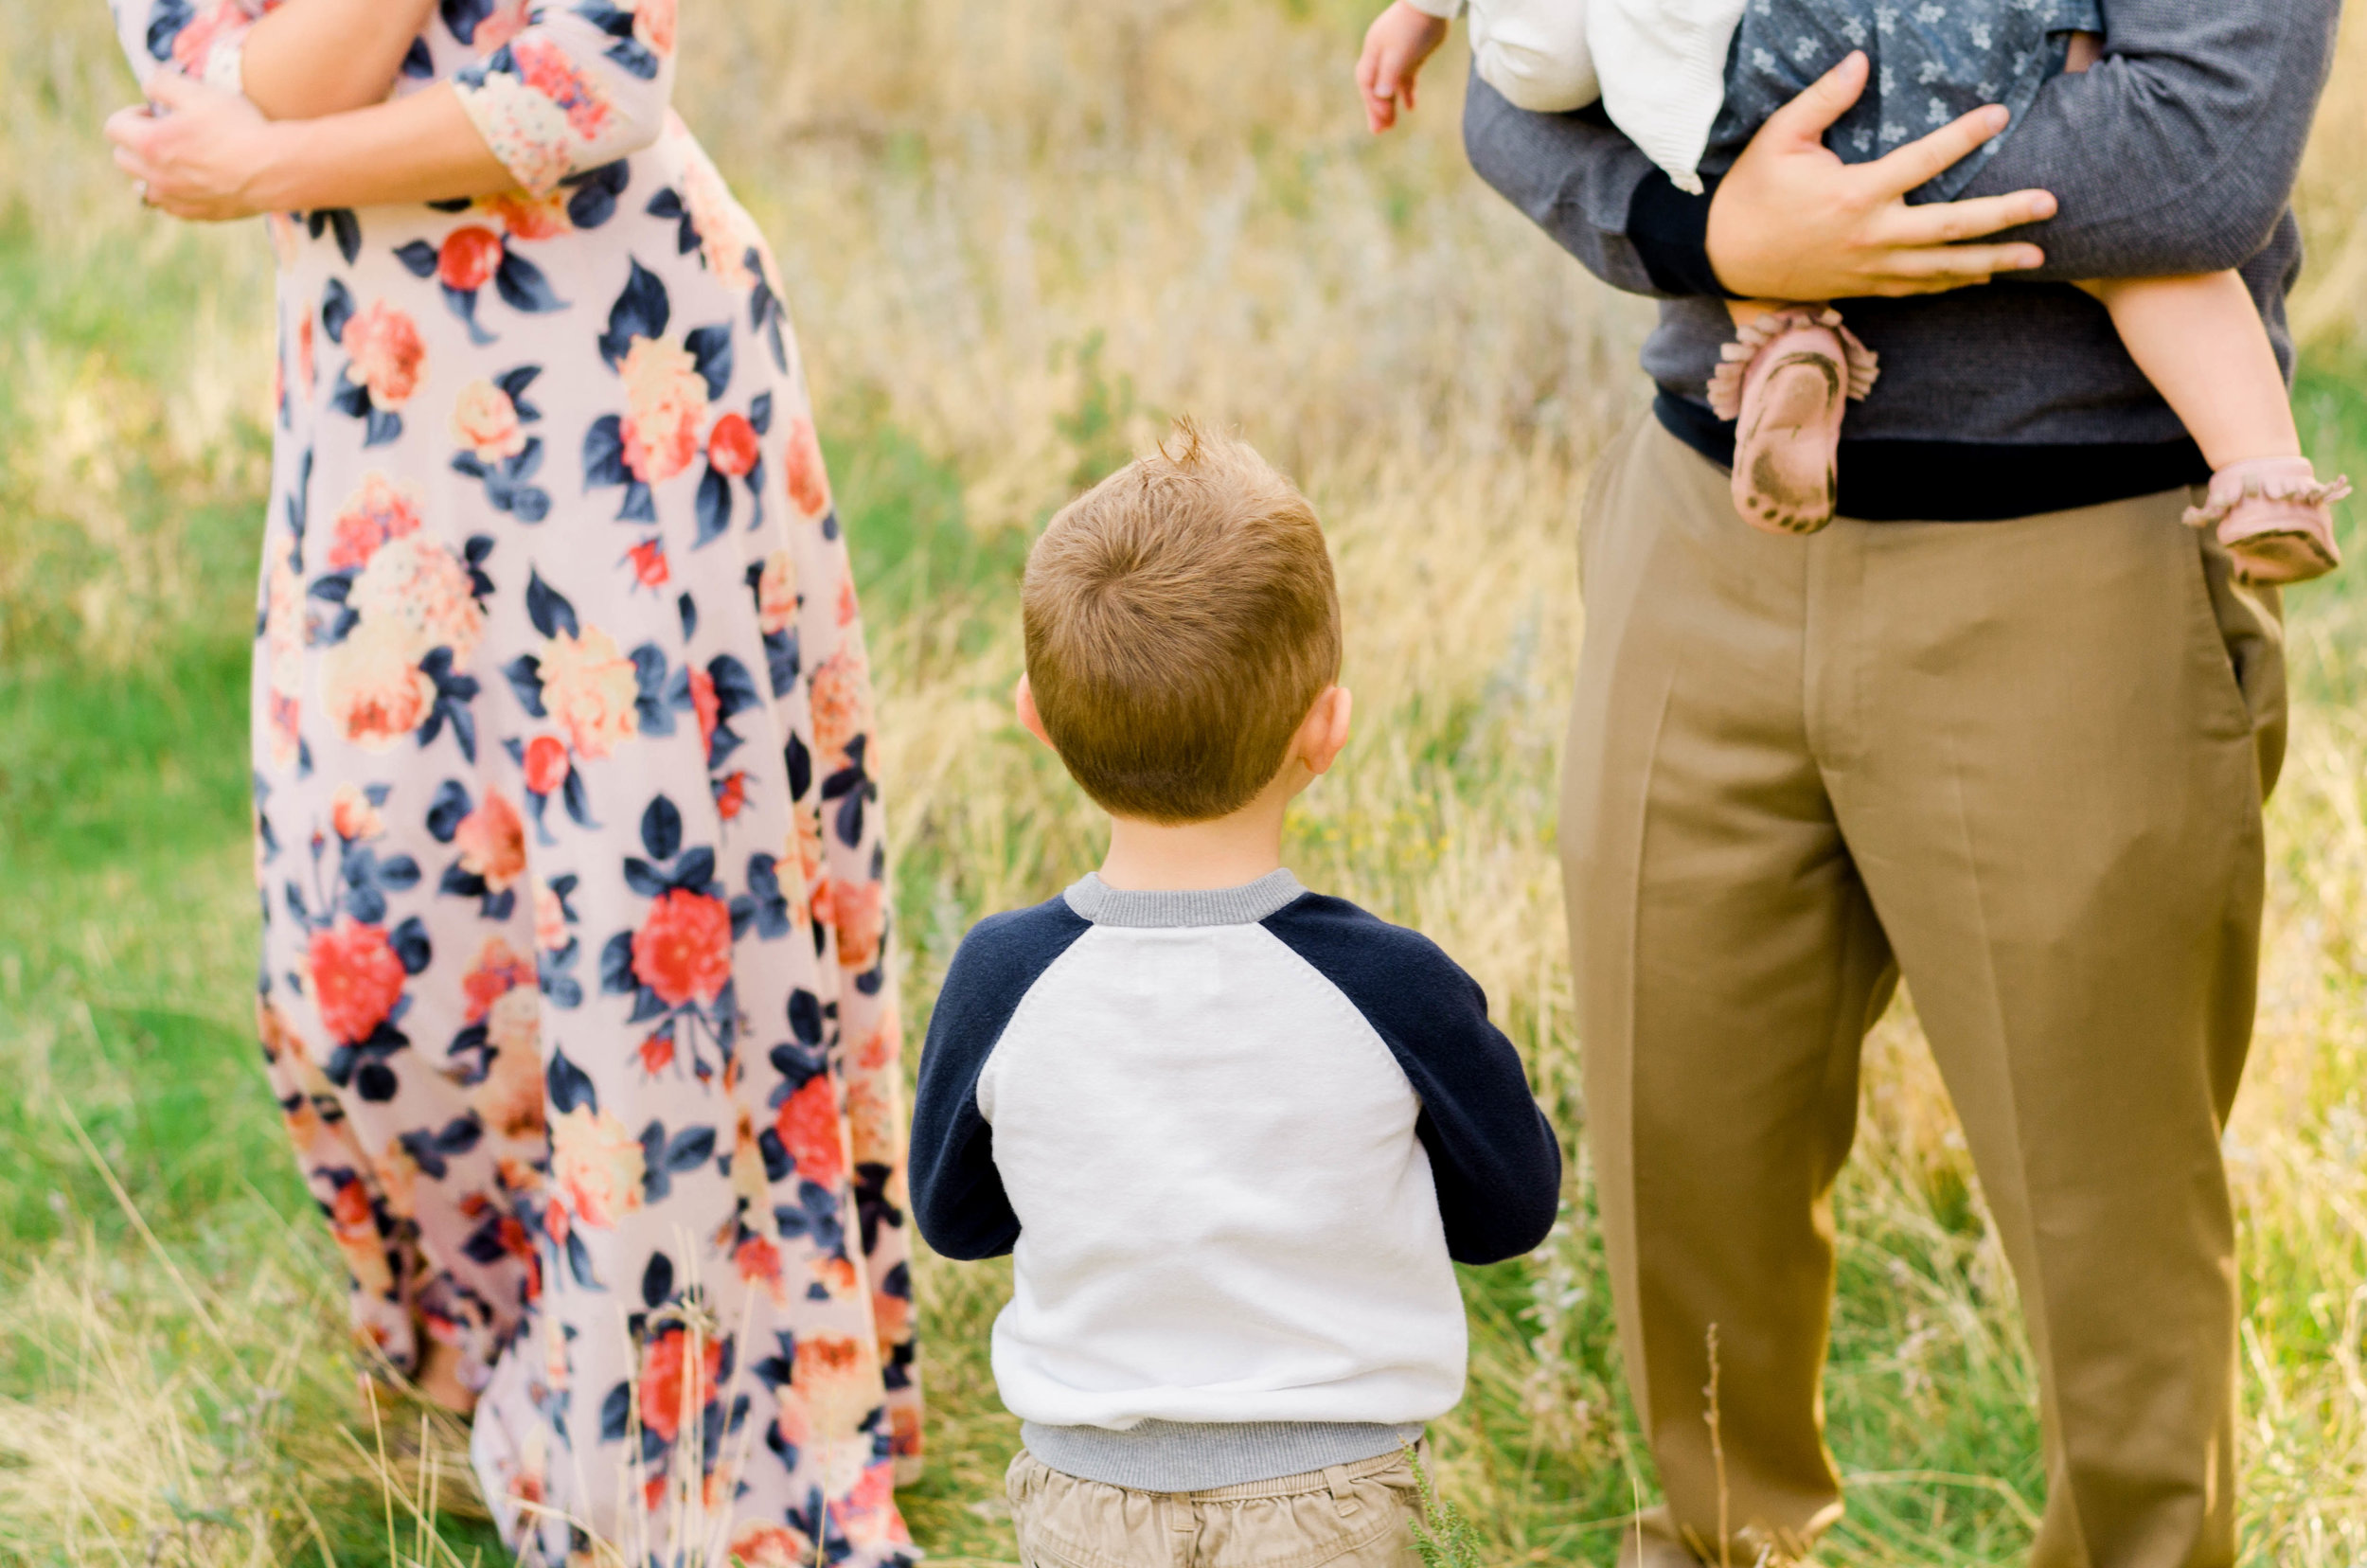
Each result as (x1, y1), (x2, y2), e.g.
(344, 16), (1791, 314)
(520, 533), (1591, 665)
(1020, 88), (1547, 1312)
(1462, 0), (2341, 520)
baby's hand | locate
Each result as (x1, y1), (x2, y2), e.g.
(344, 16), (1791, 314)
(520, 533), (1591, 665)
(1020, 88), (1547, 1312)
(1357, 2), (1450, 134)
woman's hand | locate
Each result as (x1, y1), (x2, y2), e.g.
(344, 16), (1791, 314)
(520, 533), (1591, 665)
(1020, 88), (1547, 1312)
(1706, 52), (2061, 300)
(105, 71), (282, 223)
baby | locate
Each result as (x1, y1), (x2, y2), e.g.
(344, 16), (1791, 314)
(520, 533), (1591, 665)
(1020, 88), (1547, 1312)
(1359, 0), (2347, 583)
(910, 423), (1561, 1568)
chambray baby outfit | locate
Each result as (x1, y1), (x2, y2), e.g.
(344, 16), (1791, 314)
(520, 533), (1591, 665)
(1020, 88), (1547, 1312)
(1704, 0), (2107, 200)
(1428, 0), (2104, 200)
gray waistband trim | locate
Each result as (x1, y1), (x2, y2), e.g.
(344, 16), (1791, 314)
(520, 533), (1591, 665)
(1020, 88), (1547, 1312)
(1019, 1419), (1420, 1492)
(1062, 869), (1306, 928)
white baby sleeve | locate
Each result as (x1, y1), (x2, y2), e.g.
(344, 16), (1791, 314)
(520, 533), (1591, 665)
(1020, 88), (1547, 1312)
(1467, 0), (1599, 114)
(1589, 0), (1750, 191)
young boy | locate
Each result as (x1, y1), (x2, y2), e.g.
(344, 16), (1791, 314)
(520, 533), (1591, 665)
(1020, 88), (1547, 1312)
(909, 423), (1563, 1567)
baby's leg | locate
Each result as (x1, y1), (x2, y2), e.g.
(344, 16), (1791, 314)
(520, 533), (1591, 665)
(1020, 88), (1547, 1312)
(2077, 272), (2297, 469)
(2081, 271), (2345, 584)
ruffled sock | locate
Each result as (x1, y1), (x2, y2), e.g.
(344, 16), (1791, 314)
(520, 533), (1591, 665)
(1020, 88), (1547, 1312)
(2181, 456), (2349, 587)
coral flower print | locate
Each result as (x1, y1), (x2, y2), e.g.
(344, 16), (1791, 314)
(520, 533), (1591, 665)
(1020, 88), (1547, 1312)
(331, 782), (386, 842)
(784, 417), (830, 517)
(633, 0), (677, 56)
(618, 336), (709, 484)
(678, 146), (762, 290)
(792, 1333), (881, 1443)
(538, 624), (640, 759)
(438, 226), (506, 293)
(453, 379), (528, 461)
(632, 889), (733, 1007)
(480, 187), (569, 241)
(513, 37), (613, 140)
(809, 645), (871, 771)
(756, 549), (797, 633)
(345, 300), (428, 408)
(351, 533), (487, 665)
(113, 0), (917, 1555)
(327, 473), (426, 572)
(321, 618), (436, 751)
(832, 878), (885, 971)
(637, 1325), (723, 1443)
(551, 1104), (645, 1228)
(309, 918), (407, 1045)
(454, 792), (528, 891)
(628, 538), (669, 587)
(523, 734), (572, 797)
(775, 1075), (846, 1189)
(707, 411), (759, 478)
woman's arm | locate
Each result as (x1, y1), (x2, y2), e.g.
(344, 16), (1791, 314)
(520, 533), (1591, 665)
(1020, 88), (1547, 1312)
(238, 0), (440, 121)
(107, 71), (513, 220)
(108, 0), (684, 218)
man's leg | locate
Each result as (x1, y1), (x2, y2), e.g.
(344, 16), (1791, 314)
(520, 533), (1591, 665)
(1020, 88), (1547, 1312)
(1818, 494), (2281, 1568)
(1564, 419), (1897, 1562)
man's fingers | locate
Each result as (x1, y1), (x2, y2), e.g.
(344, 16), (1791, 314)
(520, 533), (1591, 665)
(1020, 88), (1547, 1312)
(111, 144), (158, 184)
(1876, 187), (2057, 247)
(1878, 241), (2047, 282)
(1865, 104), (2010, 201)
(1760, 52), (1869, 145)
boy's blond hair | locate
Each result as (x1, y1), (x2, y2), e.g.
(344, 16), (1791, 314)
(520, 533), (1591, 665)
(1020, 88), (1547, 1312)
(1023, 421), (1342, 824)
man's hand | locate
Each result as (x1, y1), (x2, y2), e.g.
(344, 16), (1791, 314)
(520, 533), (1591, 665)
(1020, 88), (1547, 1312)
(1706, 52), (2060, 300)
(1358, 3), (1450, 134)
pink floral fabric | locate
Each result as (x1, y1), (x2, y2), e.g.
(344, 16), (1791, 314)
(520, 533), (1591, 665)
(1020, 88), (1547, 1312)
(110, 4), (919, 1561)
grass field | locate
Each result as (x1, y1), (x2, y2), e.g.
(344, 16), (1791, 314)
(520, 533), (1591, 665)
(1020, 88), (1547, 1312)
(5, 2), (2367, 1562)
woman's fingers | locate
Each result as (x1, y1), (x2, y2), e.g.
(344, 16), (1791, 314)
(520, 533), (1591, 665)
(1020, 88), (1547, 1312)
(1864, 104), (2011, 200)
(1757, 51), (1870, 147)
(102, 103), (157, 153)
(111, 143), (158, 184)
(141, 67), (209, 113)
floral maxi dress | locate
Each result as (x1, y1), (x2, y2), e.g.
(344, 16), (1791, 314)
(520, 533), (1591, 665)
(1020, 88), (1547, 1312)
(107, 5), (919, 1561)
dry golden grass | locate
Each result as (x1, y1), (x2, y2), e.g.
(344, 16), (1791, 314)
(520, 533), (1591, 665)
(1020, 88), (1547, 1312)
(2, 1), (2366, 1562)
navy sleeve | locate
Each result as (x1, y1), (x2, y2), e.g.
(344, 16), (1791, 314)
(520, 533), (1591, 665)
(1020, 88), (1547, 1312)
(908, 897), (1092, 1260)
(1463, 75), (1682, 300)
(1261, 896), (1563, 1265)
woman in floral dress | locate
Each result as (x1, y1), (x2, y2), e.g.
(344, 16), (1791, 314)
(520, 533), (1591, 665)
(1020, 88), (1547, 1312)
(103, 4), (917, 1559)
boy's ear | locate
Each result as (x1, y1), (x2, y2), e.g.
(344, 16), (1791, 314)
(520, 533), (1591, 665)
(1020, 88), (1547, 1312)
(1015, 673), (1055, 749)
(1299, 685), (1354, 777)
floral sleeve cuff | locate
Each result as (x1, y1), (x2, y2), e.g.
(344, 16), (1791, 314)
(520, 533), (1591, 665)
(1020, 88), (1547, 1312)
(452, 5), (678, 198)
(141, 1), (259, 93)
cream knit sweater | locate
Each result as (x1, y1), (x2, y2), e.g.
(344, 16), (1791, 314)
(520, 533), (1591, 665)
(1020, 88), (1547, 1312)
(1409, 0), (1748, 193)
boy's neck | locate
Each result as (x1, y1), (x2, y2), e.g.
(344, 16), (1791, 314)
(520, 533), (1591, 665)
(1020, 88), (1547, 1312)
(1097, 797), (1289, 892)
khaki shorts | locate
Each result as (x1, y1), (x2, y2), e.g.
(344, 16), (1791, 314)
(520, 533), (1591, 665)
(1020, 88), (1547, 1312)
(1005, 1446), (1426, 1568)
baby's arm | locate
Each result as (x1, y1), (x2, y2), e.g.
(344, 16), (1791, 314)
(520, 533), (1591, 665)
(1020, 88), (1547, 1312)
(1358, 1), (1451, 134)
(2077, 273), (2298, 469)
(2049, 34), (2298, 470)
(237, 0), (440, 121)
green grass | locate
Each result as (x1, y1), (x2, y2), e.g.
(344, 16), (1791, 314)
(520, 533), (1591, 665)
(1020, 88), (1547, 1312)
(2, 407), (2354, 1560)
(7, 3), (2367, 1560)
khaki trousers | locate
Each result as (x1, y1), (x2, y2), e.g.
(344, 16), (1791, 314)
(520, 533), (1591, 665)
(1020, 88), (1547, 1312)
(1563, 419), (2283, 1567)
(1005, 1448), (1425, 1568)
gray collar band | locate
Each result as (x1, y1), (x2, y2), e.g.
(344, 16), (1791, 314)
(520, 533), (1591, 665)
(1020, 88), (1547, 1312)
(1063, 869), (1306, 928)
